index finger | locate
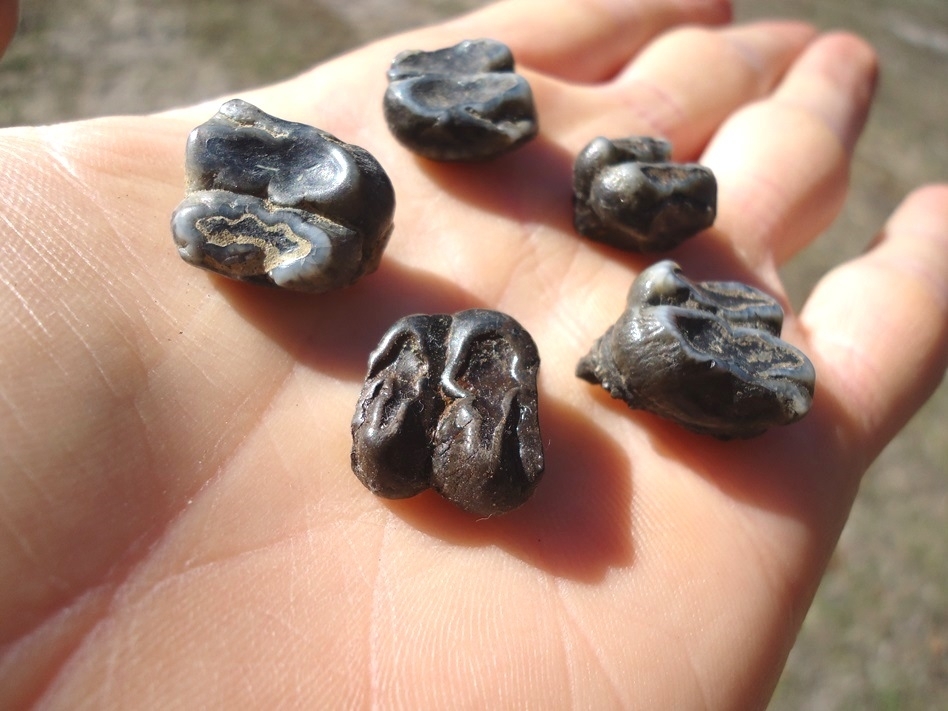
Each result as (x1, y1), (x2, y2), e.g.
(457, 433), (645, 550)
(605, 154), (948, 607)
(446, 0), (733, 83)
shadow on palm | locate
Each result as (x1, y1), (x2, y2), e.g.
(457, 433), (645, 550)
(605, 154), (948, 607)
(214, 257), (482, 382)
(388, 393), (635, 582)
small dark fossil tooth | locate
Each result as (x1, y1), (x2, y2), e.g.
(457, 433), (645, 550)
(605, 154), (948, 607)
(171, 99), (395, 292)
(573, 136), (717, 252)
(576, 261), (815, 439)
(352, 309), (544, 516)
(383, 38), (539, 161)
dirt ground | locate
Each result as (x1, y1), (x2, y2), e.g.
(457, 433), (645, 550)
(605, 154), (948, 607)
(1, 0), (945, 707)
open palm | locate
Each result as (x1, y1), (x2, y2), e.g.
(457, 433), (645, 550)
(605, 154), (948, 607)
(2, 0), (946, 707)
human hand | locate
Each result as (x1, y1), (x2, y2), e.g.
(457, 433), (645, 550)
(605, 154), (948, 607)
(1, 0), (945, 707)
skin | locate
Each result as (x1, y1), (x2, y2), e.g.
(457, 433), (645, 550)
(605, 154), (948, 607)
(0, 0), (945, 707)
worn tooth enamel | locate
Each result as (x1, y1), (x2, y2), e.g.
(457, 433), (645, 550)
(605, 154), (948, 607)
(383, 39), (538, 162)
(577, 261), (815, 439)
(573, 136), (717, 252)
(352, 309), (544, 516)
(171, 98), (395, 292)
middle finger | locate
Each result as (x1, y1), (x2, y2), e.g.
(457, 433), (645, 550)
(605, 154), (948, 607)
(535, 21), (816, 158)
(685, 32), (878, 282)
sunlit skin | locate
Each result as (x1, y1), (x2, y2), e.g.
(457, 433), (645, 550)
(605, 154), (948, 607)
(1, 0), (945, 707)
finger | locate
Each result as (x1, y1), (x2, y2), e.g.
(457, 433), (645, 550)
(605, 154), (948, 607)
(800, 185), (948, 465)
(691, 33), (878, 272)
(439, 0), (733, 83)
(562, 20), (815, 157)
(0, 0), (17, 58)
(177, 4), (733, 151)
(180, 0), (723, 135)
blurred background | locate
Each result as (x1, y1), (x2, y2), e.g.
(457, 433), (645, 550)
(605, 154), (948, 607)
(0, 0), (944, 707)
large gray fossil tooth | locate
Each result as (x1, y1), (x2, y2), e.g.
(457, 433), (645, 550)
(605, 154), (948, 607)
(576, 261), (815, 439)
(352, 309), (544, 516)
(573, 136), (717, 252)
(171, 99), (395, 292)
(383, 38), (538, 162)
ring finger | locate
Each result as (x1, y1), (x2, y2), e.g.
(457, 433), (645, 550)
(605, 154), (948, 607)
(682, 32), (878, 282)
(536, 20), (816, 157)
